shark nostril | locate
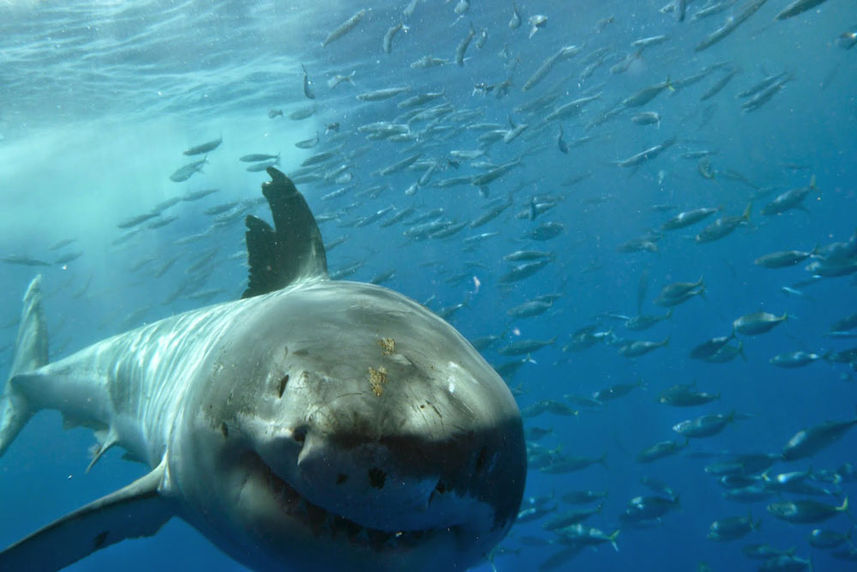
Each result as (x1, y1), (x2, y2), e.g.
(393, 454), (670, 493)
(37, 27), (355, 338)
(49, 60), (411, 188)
(276, 374), (289, 398)
(474, 446), (488, 474)
(336, 473), (348, 485)
(368, 467), (386, 489)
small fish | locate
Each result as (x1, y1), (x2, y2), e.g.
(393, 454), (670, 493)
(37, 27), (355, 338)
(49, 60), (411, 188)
(49, 238), (77, 251)
(522, 45), (582, 91)
(695, 0), (769, 52)
(181, 188), (219, 202)
(732, 311), (788, 336)
(294, 134), (319, 149)
(700, 67), (739, 101)
(356, 86), (411, 102)
(382, 23), (406, 54)
(673, 412), (736, 438)
(707, 513), (760, 541)
(322, 9), (366, 48)
(556, 126), (569, 154)
(782, 414), (857, 461)
(762, 176), (816, 215)
(327, 71), (356, 89)
(695, 203), (751, 243)
(808, 527), (853, 548)
(622, 78), (674, 107)
(755, 248), (816, 268)
(507, 299), (553, 319)
(301, 151), (335, 167)
(561, 490), (608, 505)
(300, 64), (315, 99)
(498, 337), (556, 356)
(631, 111), (661, 127)
(661, 207), (719, 230)
(767, 497), (849, 524)
(654, 277), (706, 307)
(659, 384), (720, 406)
(246, 159), (279, 172)
(621, 495), (680, 524)
(624, 311), (672, 331)
(455, 25), (476, 66)
(183, 137), (222, 156)
(528, 14), (548, 39)
(453, 0), (469, 15)
(523, 222), (564, 241)
(769, 351), (825, 368)
(592, 380), (643, 402)
(509, 3), (521, 29)
(289, 105), (316, 120)
(409, 55), (449, 69)
(775, 0), (830, 20)
(239, 153), (279, 163)
(615, 136), (677, 168)
(540, 453), (607, 474)
(169, 157), (207, 182)
(0, 255), (50, 267)
(617, 337), (669, 357)
(636, 439), (688, 463)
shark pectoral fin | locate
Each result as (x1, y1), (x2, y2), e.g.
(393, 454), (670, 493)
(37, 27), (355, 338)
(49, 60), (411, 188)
(241, 167), (329, 299)
(0, 460), (174, 571)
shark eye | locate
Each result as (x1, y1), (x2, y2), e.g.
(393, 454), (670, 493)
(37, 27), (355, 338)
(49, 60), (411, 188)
(292, 426), (307, 445)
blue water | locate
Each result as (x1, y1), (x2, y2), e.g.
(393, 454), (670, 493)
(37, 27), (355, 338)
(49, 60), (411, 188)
(1, 0), (856, 570)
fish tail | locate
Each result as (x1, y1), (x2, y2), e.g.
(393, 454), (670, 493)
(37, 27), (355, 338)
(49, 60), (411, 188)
(0, 275), (49, 457)
(838, 496), (848, 513)
(608, 529), (621, 551)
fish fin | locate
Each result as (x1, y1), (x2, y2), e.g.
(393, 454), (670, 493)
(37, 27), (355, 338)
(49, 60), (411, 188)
(86, 427), (119, 473)
(0, 459), (174, 571)
(608, 529), (621, 551)
(242, 167), (329, 298)
(0, 275), (48, 457)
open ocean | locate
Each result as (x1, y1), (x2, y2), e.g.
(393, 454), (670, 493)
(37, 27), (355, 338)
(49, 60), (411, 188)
(1, 1), (856, 570)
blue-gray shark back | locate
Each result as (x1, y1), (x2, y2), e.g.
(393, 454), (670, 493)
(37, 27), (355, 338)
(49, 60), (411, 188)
(0, 167), (526, 571)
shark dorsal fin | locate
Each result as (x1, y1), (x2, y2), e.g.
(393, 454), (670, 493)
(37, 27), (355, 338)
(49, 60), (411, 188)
(242, 167), (328, 299)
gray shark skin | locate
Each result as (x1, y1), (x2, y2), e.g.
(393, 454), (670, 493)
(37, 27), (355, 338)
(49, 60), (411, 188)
(0, 167), (526, 571)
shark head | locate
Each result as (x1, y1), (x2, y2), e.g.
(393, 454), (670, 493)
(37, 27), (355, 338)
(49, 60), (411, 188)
(177, 279), (525, 570)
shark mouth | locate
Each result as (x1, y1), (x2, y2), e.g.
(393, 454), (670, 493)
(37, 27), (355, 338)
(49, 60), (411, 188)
(255, 453), (465, 552)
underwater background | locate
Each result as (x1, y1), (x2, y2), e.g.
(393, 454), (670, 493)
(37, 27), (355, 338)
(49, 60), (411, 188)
(1, 0), (856, 570)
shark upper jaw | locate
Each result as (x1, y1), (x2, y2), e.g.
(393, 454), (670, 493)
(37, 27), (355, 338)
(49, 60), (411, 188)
(247, 423), (510, 549)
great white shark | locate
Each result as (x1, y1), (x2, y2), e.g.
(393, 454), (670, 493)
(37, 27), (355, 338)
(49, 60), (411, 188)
(0, 168), (526, 570)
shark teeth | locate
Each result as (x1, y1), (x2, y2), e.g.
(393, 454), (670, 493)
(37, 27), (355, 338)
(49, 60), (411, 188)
(262, 459), (458, 550)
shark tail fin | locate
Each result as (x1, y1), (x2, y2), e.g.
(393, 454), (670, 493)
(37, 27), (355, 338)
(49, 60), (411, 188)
(0, 275), (49, 457)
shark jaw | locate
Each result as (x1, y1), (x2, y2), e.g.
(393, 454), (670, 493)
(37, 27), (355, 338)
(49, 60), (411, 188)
(200, 422), (522, 572)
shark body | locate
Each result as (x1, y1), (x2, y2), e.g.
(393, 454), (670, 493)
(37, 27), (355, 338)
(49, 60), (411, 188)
(0, 168), (525, 571)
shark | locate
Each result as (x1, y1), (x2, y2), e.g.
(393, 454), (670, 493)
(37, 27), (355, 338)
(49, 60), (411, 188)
(0, 168), (526, 571)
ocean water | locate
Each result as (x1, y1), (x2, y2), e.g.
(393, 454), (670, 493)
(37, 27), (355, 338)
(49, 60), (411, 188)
(1, 0), (856, 570)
